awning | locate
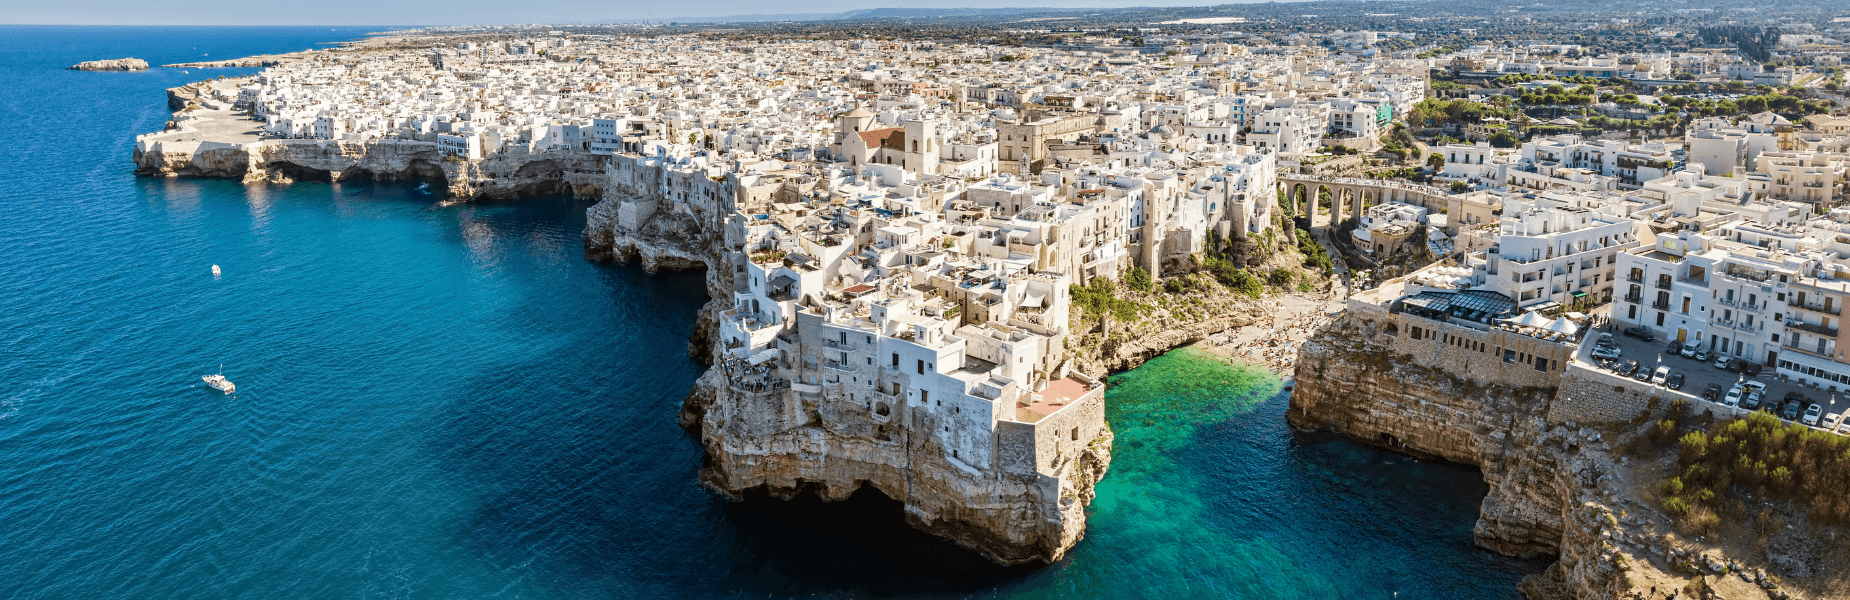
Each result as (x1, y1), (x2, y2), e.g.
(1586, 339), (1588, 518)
(1022, 290), (1047, 308)
(747, 349), (778, 365)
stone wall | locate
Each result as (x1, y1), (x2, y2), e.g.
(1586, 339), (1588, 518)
(1549, 365), (1660, 427)
(1349, 300), (1577, 390)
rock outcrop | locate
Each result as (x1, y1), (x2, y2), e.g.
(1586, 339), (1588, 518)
(134, 136), (604, 200)
(1288, 309), (1796, 599)
(70, 58), (148, 71)
(582, 153), (1111, 565)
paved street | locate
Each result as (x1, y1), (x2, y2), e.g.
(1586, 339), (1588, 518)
(1575, 324), (1850, 432)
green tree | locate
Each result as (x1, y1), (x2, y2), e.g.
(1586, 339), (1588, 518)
(1488, 130), (1520, 148)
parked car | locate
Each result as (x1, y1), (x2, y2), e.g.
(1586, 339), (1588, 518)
(1624, 326), (1655, 341)
(1743, 390), (1763, 410)
(1702, 384), (1722, 401)
(1666, 372), (1685, 390)
(1693, 349), (1711, 361)
(1723, 384), (1745, 407)
(1591, 344), (1621, 361)
(1651, 366), (1671, 385)
(1680, 342), (1703, 358)
(1633, 365), (1655, 381)
(1617, 359), (1640, 376)
(1713, 356), (1735, 371)
(1824, 412), (1843, 432)
(1782, 400), (1804, 421)
(1737, 361), (1764, 376)
(1803, 404), (1824, 426)
(1666, 341), (1685, 356)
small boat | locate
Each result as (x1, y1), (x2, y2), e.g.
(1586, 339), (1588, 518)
(202, 364), (235, 394)
(211, 264), (221, 276)
(416, 182), (431, 194)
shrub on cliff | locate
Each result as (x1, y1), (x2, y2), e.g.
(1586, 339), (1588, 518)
(1659, 412), (1850, 527)
(1295, 230), (1333, 273)
(1070, 277), (1148, 324)
(1124, 266), (1153, 293)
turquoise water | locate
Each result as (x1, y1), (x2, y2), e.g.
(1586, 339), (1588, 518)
(0, 26), (1545, 599)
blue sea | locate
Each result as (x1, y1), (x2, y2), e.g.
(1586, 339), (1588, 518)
(0, 26), (1547, 599)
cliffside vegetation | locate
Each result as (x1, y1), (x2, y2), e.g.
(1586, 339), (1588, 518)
(1652, 409), (1850, 534)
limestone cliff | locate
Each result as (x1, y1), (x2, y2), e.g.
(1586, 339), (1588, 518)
(581, 155), (1112, 565)
(1289, 310), (1802, 599)
(134, 137), (604, 200)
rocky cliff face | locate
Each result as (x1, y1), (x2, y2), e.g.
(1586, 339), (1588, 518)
(133, 137), (605, 200)
(691, 365), (1112, 564)
(1287, 312), (1801, 599)
(1287, 314), (1649, 598)
(581, 157), (1110, 565)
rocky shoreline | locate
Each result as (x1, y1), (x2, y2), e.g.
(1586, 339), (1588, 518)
(69, 58), (147, 71)
(134, 79), (605, 200)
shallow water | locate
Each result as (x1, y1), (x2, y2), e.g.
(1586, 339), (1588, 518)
(0, 26), (1546, 599)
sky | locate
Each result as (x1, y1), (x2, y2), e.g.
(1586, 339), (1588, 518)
(5, 0), (1243, 27)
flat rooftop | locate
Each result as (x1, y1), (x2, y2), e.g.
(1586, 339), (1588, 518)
(1016, 376), (1091, 423)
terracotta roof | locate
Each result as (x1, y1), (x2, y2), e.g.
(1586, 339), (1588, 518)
(857, 127), (905, 149)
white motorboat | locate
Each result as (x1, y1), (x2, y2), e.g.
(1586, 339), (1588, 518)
(202, 365), (235, 394)
(211, 264), (221, 276)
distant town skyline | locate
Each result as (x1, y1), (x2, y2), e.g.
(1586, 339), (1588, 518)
(7, 0), (1251, 27)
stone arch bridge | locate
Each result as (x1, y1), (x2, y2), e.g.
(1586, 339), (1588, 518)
(1277, 176), (1455, 225)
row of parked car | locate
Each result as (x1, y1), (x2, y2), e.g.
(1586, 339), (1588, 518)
(1700, 383), (1846, 433)
(1591, 330), (1847, 433)
(1591, 335), (1686, 389)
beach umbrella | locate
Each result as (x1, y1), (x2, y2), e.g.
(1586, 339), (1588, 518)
(1546, 317), (1578, 336)
(1517, 311), (1551, 328)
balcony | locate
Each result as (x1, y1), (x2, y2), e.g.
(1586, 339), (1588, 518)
(1786, 319), (1839, 337)
(1651, 300), (1670, 310)
(1787, 300), (1842, 316)
(1677, 276), (1708, 287)
(1736, 321), (1759, 332)
(1654, 280), (1673, 290)
(1783, 341), (1834, 360)
(1624, 293), (1642, 303)
(1625, 273), (1644, 283)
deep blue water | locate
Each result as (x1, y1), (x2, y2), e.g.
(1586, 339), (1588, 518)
(0, 26), (1546, 599)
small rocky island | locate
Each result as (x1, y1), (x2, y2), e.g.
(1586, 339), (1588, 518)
(70, 58), (149, 71)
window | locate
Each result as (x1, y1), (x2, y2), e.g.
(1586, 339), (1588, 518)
(892, 353), (899, 367)
(917, 359), (925, 375)
(921, 390), (928, 404)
